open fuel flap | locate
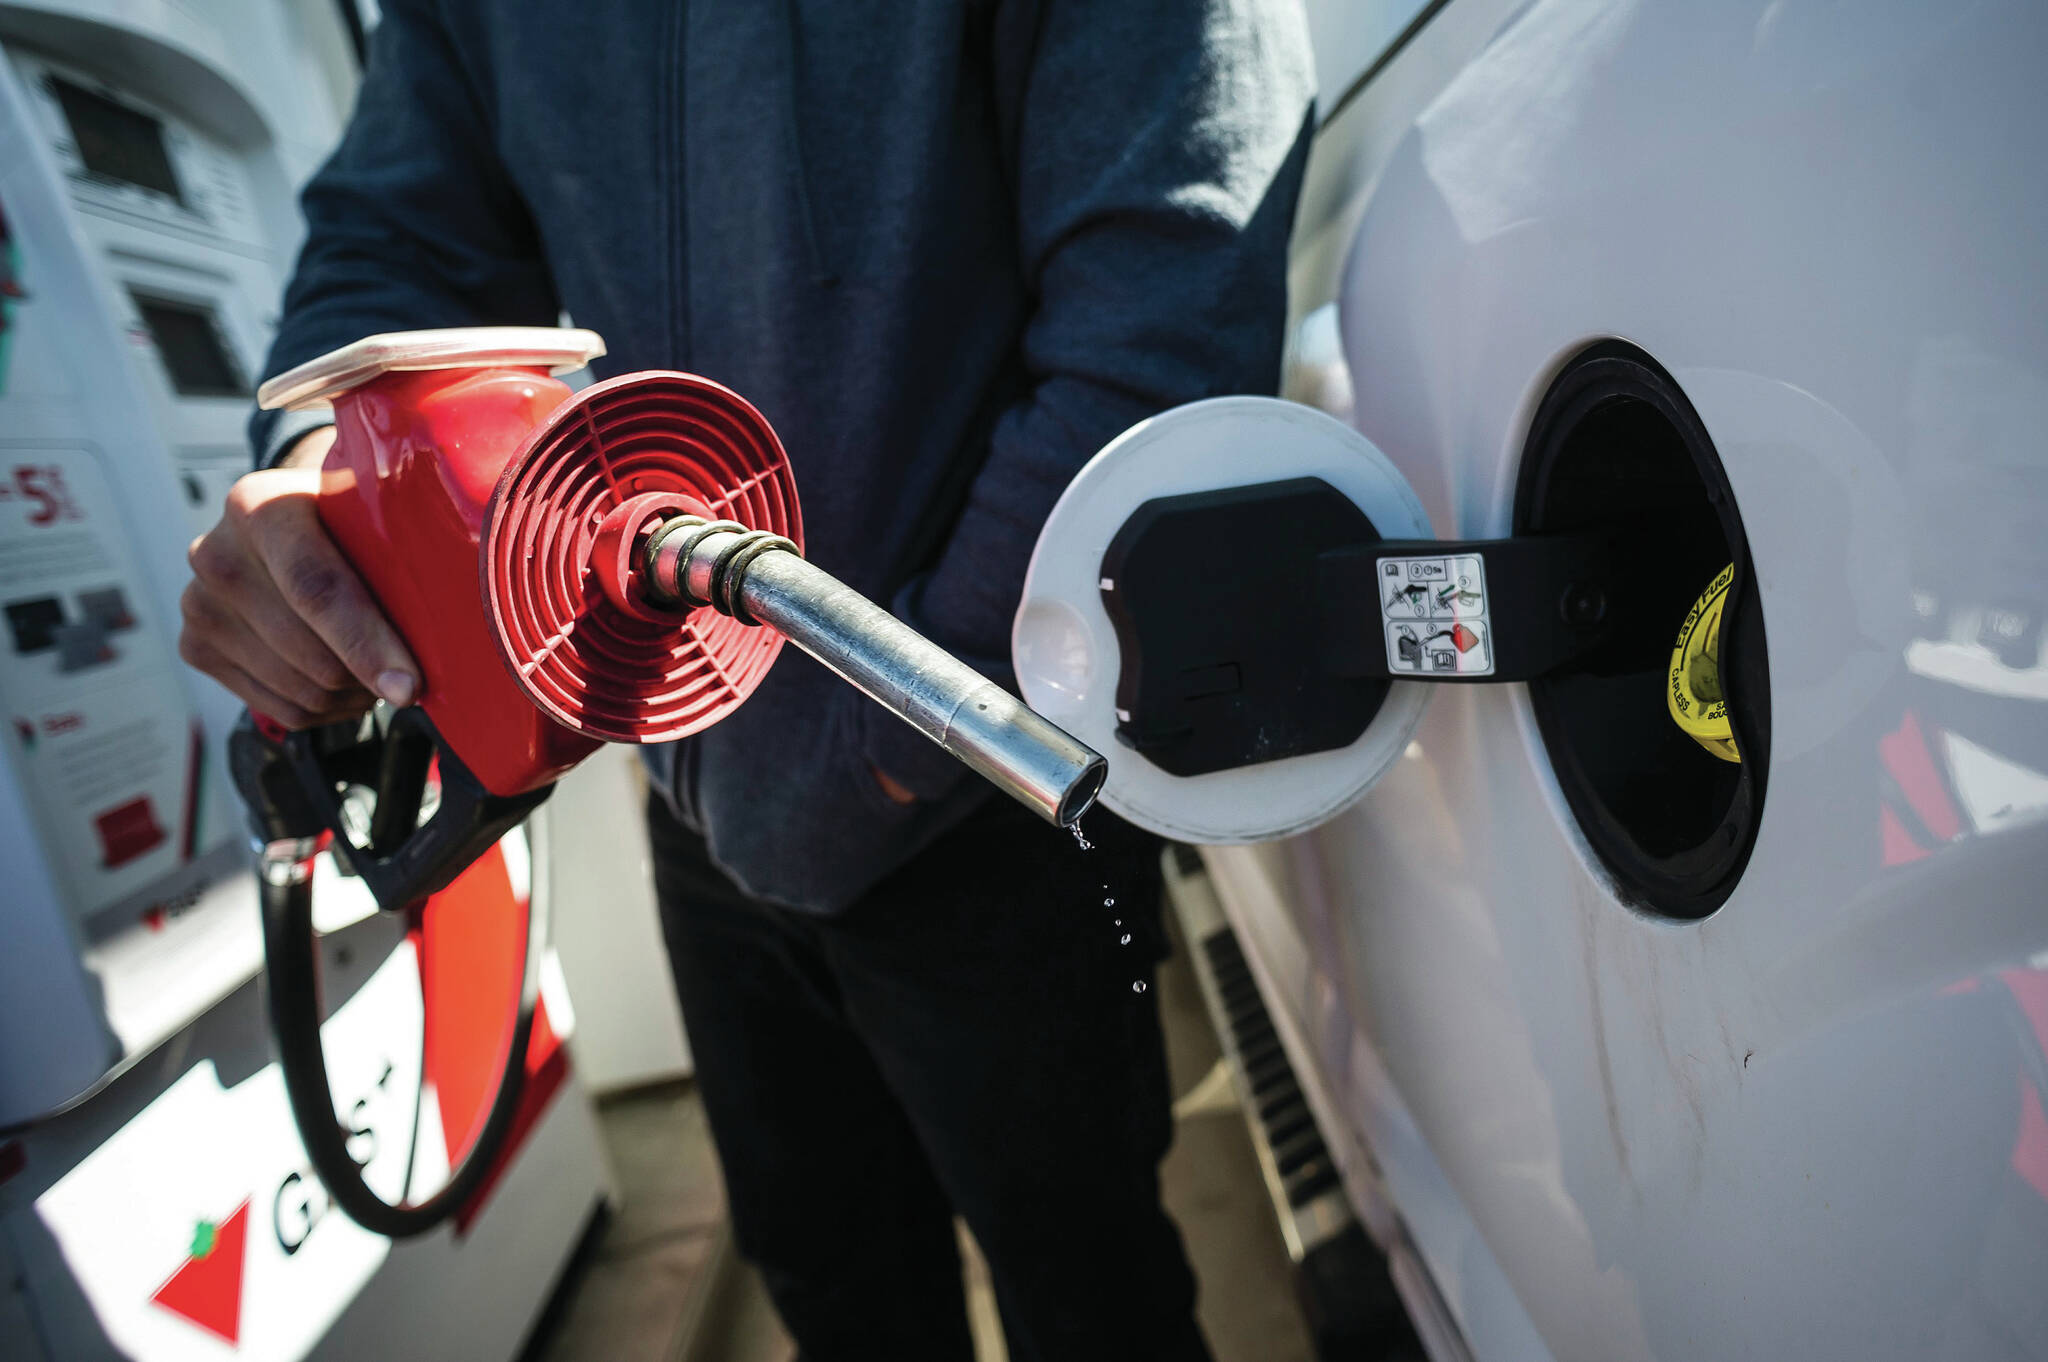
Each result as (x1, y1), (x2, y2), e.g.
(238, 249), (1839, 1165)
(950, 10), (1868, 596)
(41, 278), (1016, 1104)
(1015, 399), (1433, 844)
(1016, 365), (1767, 916)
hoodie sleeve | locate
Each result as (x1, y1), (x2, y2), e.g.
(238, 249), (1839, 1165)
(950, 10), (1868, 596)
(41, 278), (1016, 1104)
(249, 0), (559, 466)
(859, 0), (1316, 798)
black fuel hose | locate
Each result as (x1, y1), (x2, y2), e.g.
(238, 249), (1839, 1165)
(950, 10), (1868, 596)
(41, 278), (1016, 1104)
(260, 844), (546, 1238)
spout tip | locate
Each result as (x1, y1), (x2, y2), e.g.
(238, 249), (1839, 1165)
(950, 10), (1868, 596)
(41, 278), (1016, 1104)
(1055, 755), (1110, 829)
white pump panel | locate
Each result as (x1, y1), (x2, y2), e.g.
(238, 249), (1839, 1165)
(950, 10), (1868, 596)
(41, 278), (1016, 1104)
(1014, 396), (1435, 844)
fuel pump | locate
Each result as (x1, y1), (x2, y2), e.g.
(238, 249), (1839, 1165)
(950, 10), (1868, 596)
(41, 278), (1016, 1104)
(238, 327), (1107, 1238)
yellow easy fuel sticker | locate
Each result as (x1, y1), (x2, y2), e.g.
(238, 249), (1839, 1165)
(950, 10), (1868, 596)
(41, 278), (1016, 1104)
(1668, 562), (1741, 764)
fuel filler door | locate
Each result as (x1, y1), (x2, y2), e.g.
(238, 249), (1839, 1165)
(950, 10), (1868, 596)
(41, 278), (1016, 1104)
(1014, 397), (1749, 851)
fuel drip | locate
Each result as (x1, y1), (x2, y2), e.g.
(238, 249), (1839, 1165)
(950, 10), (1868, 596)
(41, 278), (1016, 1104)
(1668, 563), (1740, 764)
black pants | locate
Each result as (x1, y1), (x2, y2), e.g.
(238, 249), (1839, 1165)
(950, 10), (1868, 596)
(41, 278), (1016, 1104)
(647, 792), (1212, 1362)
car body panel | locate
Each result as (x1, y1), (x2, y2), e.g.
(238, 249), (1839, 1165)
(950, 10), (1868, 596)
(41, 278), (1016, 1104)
(1203, 3), (2048, 1358)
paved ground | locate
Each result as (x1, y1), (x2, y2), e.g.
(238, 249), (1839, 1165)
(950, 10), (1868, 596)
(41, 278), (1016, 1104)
(1157, 911), (1318, 1362)
(525, 909), (1316, 1362)
(524, 1083), (727, 1362)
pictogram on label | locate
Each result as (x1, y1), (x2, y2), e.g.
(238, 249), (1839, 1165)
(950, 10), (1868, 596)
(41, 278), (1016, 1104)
(1380, 554), (1493, 676)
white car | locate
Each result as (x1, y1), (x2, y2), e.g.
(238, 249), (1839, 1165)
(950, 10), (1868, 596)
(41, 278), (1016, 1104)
(1015, 3), (2048, 1359)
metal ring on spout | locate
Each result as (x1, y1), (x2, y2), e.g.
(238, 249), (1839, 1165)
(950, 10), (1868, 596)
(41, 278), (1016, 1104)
(711, 532), (800, 623)
(642, 514), (798, 623)
(644, 517), (747, 606)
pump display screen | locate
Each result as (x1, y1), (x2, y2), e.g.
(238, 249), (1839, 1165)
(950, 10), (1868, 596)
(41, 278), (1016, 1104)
(51, 79), (183, 204)
(129, 293), (248, 397)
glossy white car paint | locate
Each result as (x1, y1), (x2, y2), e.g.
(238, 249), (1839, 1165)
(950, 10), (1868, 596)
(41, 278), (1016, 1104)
(1198, 3), (2048, 1359)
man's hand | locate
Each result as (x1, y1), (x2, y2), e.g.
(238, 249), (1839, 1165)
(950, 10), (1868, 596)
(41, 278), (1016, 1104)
(179, 428), (419, 729)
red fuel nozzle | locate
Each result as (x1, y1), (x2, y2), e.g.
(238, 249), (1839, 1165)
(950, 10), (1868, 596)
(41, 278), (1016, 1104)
(262, 333), (801, 798)
(262, 327), (1102, 827)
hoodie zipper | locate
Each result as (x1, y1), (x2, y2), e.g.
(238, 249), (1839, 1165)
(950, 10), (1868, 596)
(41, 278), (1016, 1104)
(667, 0), (691, 364)
(778, 0), (836, 288)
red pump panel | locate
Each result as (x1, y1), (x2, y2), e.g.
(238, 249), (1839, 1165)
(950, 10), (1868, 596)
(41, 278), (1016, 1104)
(318, 366), (600, 796)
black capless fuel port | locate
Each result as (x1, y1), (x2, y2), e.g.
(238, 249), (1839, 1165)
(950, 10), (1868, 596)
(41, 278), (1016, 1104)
(1099, 478), (1391, 776)
(1516, 342), (1769, 918)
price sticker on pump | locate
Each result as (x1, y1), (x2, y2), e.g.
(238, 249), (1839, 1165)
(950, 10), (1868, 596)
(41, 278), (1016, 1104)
(1379, 554), (1494, 677)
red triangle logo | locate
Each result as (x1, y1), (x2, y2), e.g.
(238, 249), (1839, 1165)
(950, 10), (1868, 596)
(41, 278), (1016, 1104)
(151, 1199), (249, 1346)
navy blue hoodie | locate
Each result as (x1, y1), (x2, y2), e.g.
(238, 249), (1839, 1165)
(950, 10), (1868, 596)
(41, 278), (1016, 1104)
(254, 0), (1314, 911)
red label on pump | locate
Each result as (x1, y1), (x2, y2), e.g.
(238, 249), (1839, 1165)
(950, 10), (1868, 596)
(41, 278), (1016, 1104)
(412, 844), (570, 1233)
(149, 1200), (250, 1344)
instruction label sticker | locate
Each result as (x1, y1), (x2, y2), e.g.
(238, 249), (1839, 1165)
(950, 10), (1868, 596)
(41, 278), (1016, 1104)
(1379, 554), (1493, 677)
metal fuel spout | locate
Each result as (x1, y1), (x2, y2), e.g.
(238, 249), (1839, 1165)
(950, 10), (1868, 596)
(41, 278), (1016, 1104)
(641, 516), (1108, 828)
